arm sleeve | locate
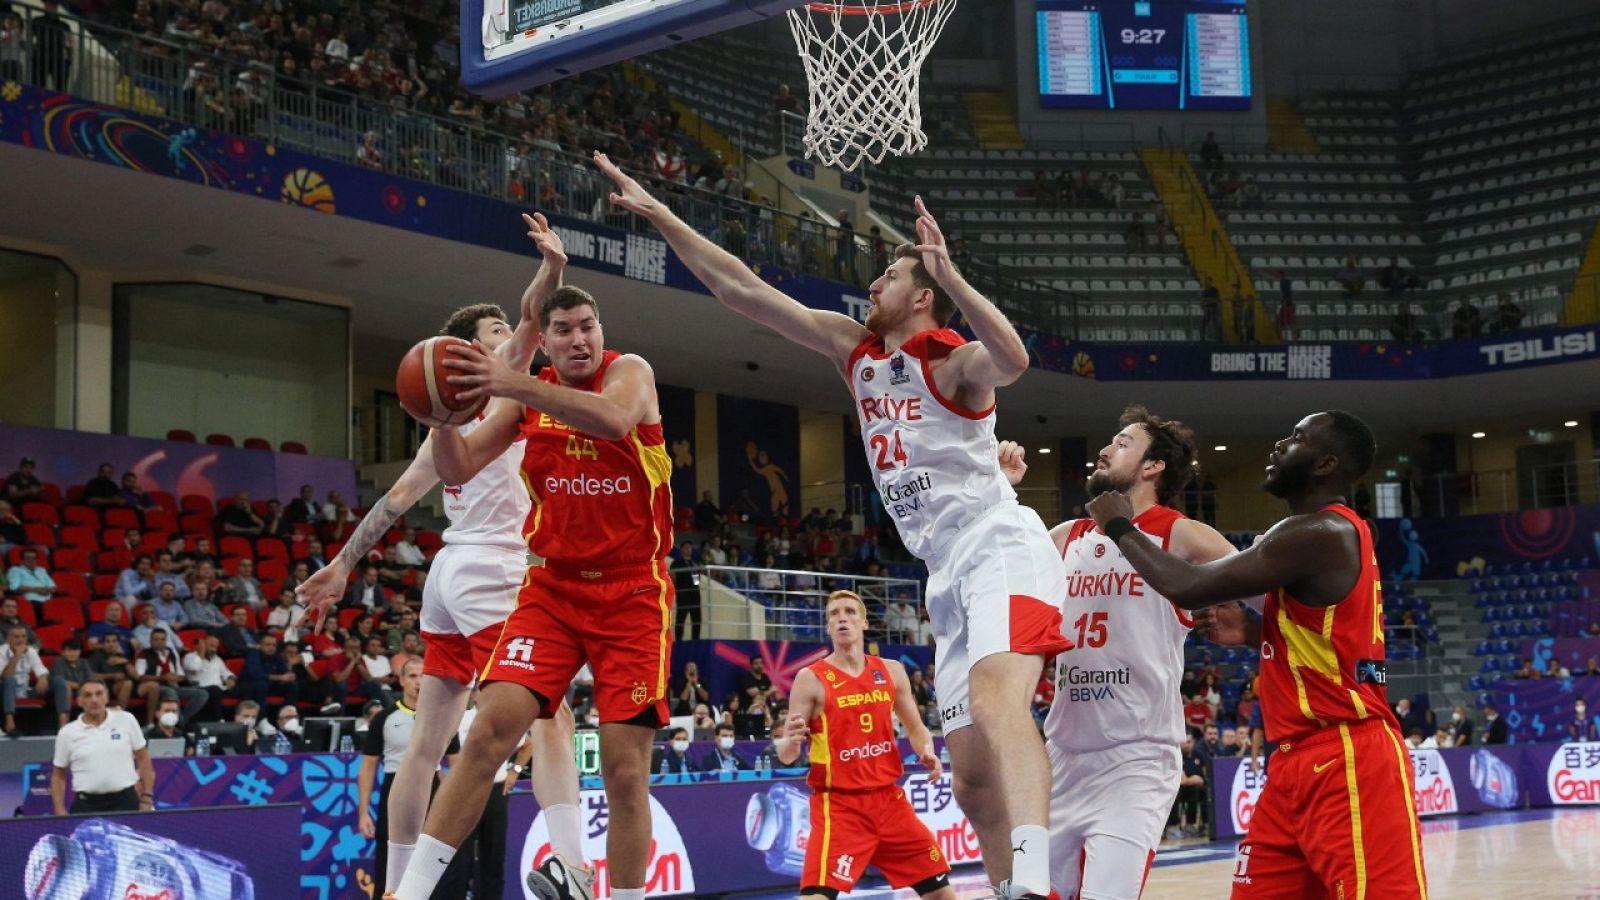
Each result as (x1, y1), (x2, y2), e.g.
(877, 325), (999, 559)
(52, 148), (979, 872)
(362, 712), (387, 757)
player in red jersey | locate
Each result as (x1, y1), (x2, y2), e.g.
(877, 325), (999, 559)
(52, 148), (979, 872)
(1084, 410), (1427, 900)
(391, 285), (674, 900)
(775, 590), (955, 900)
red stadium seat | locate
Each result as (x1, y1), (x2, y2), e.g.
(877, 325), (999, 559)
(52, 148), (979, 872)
(42, 596), (86, 629)
(178, 629), (209, 649)
(260, 580), (283, 601)
(52, 548), (93, 573)
(22, 524), (55, 547)
(87, 599), (116, 623)
(219, 536), (254, 559)
(257, 538), (289, 565)
(11, 600), (37, 626)
(178, 514), (212, 534)
(305, 658), (327, 680)
(20, 502), (58, 526)
(415, 531), (443, 554)
(140, 533), (171, 553)
(103, 508), (141, 530)
(290, 542), (310, 561)
(101, 528), (127, 549)
(65, 486), (85, 504)
(34, 624), (72, 652)
(224, 657), (245, 676)
(256, 559), (287, 581)
(204, 434), (236, 447)
(179, 495), (214, 516)
(279, 441), (308, 454)
(242, 437), (272, 451)
(221, 557), (241, 577)
(58, 527), (97, 550)
(142, 510), (177, 532)
(39, 483), (63, 506)
(292, 523), (316, 538)
(338, 609), (365, 630)
(91, 576), (119, 599)
(166, 429), (196, 442)
(95, 551), (123, 573)
(62, 506), (98, 529)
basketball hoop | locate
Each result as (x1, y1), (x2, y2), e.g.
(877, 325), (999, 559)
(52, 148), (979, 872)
(787, 0), (957, 172)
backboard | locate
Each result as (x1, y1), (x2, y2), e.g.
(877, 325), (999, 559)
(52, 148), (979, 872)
(463, 0), (809, 98)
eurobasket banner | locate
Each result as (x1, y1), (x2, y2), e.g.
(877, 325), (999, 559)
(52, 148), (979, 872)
(504, 771), (979, 897)
(0, 805), (300, 900)
(1211, 742), (1600, 840)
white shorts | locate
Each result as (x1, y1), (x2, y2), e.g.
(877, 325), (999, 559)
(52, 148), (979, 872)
(1048, 741), (1180, 900)
(925, 502), (1069, 733)
(419, 543), (524, 684)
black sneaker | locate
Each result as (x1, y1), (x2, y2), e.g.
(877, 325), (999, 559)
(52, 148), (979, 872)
(526, 854), (595, 900)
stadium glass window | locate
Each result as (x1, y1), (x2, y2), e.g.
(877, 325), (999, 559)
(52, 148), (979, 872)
(112, 284), (349, 456)
(0, 248), (77, 428)
(1374, 482), (1404, 519)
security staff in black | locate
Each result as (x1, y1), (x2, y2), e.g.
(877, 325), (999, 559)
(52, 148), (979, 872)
(358, 657), (472, 896)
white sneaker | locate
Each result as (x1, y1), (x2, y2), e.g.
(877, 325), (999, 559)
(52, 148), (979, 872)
(526, 854), (595, 900)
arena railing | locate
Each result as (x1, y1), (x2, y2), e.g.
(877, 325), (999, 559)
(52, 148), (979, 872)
(677, 564), (926, 644)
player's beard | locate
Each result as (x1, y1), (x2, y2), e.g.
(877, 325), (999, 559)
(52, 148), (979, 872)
(1086, 465), (1135, 498)
(1262, 460), (1313, 498)
(865, 300), (902, 335)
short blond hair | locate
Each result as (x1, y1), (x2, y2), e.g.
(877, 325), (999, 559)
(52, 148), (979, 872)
(826, 590), (868, 620)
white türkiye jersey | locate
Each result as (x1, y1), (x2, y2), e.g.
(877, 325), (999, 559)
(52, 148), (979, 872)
(1043, 506), (1194, 753)
(847, 330), (1016, 562)
(440, 415), (530, 554)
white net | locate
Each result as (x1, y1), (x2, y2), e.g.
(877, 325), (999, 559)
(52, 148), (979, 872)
(786, 0), (958, 172)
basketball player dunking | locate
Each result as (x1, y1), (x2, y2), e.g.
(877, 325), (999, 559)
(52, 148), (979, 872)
(1085, 411), (1427, 899)
(297, 214), (594, 900)
(775, 590), (954, 900)
(597, 151), (1068, 899)
(998, 406), (1239, 900)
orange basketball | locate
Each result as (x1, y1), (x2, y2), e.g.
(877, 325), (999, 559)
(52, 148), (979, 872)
(395, 336), (487, 429)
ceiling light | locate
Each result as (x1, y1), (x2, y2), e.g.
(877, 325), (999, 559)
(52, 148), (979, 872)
(1084, 461), (1095, 468)
(1471, 431), (1486, 439)
(1038, 447), (1052, 455)
(1565, 420), (1579, 428)
(1213, 445), (1227, 452)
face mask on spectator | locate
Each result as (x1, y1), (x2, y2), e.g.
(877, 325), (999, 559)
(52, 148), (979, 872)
(718, 736), (735, 751)
(239, 716), (256, 728)
(1451, 712), (1462, 721)
(671, 739), (689, 753)
(282, 718), (302, 734)
(158, 712), (179, 728)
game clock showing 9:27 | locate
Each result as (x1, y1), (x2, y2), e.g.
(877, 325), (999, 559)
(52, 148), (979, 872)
(1036, 0), (1252, 110)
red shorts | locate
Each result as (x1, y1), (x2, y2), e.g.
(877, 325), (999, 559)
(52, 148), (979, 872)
(420, 624), (506, 686)
(1231, 719), (1428, 900)
(481, 558), (673, 726)
(802, 784), (950, 893)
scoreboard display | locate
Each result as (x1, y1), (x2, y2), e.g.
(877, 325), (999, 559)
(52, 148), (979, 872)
(1036, 0), (1251, 110)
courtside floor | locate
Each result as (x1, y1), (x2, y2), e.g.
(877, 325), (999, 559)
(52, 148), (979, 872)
(740, 807), (1600, 899)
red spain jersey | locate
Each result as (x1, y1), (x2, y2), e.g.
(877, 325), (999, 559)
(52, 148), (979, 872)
(1259, 504), (1400, 746)
(807, 656), (903, 792)
(518, 350), (673, 568)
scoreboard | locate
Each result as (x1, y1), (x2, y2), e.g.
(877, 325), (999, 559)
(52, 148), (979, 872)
(1036, 0), (1251, 111)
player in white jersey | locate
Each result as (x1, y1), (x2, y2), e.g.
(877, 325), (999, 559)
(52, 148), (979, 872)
(296, 215), (593, 900)
(998, 406), (1238, 900)
(597, 153), (1067, 899)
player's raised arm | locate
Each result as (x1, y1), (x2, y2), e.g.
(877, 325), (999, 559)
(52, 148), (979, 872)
(496, 212), (566, 374)
(887, 659), (941, 781)
(592, 151), (867, 368)
(295, 439), (442, 621)
(429, 396), (524, 486)
(774, 667), (823, 766)
(910, 196), (1031, 391)
(1086, 491), (1358, 611)
(445, 341), (656, 442)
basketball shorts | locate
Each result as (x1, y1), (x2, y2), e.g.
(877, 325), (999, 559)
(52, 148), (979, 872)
(1047, 741), (1176, 900)
(482, 558), (673, 727)
(1231, 719), (1428, 900)
(802, 784), (950, 894)
(419, 543), (525, 686)
(925, 502), (1070, 732)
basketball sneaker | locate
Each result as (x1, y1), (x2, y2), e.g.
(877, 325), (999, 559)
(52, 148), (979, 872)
(998, 880), (1060, 900)
(526, 854), (595, 900)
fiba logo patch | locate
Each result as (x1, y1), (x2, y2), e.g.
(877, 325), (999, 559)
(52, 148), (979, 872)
(500, 637), (537, 672)
(872, 668), (886, 685)
(889, 354), (910, 385)
(861, 367), (875, 382)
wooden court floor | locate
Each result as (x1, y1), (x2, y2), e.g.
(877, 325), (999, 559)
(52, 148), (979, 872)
(786, 807), (1600, 900)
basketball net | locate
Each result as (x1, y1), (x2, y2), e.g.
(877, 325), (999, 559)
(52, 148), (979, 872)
(787, 0), (958, 172)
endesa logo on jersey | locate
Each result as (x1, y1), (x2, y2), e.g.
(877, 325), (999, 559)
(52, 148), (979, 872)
(1229, 756), (1268, 834)
(838, 739), (896, 763)
(521, 790), (695, 897)
(544, 474), (635, 496)
(1547, 741), (1600, 804)
(1408, 748), (1459, 816)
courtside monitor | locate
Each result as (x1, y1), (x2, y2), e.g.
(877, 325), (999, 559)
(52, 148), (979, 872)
(465, 0), (808, 97)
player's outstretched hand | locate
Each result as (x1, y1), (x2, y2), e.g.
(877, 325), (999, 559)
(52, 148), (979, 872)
(997, 440), (1028, 487)
(593, 151), (659, 216)
(1194, 601), (1250, 647)
(522, 211), (567, 267)
(294, 559), (349, 631)
(442, 339), (520, 402)
(911, 195), (956, 284)
(1086, 490), (1135, 532)
(779, 712), (809, 744)
(917, 740), (942, 782)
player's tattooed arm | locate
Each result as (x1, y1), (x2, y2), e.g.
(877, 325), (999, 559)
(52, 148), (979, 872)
(774, 668), (823, 766)
(1089, 491), (1359, 610)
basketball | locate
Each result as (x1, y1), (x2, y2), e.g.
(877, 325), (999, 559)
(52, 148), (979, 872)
(395, 336), (485, 429)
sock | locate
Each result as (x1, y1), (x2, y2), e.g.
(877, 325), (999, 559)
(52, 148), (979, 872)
(392, 834), (455, 900)
(545, 803), (584, 864)
(612, 890), (644, 900)
(1010, 824), (1050, 896)
(385, 842), (414, 892)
